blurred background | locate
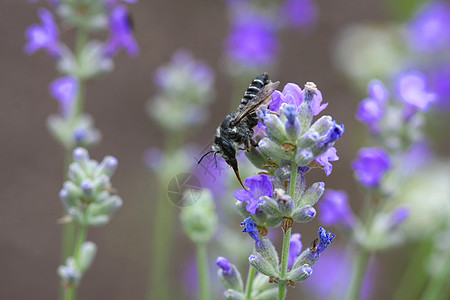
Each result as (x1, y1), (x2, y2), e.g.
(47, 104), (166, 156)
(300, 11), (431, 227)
(1, 0), (449, 299)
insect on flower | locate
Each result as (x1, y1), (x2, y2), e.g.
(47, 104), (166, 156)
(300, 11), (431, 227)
(198, 73), (280, 190)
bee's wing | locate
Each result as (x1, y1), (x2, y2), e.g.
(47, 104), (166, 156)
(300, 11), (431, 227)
(234, 81), (280, 124)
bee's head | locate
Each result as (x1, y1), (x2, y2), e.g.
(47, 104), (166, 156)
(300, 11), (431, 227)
(211, 136), (247, 190)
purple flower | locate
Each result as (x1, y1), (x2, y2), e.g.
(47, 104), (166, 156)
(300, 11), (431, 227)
(315, 147), (339, 176)
(225, 15), (278, 67)
(281, 0), (318, 29)
(356, 80), (388, 132)
(352, 147), (392, 188)
(288, 233), (302, 270)
(216, 256), (231, 273)
(104, 5), (139, 57)
(396, 72), (436, 111)
(408, 1), (450, 52)
(389, 206), (409, 229)
(304, 248), (376, 300)
(319, 189), (355, 228)
(241, 217), (260, 244)
(24, 9), (61, 57)
(50, 76), (78, 118)
(233, 174), (273, 214)
(428, 64), (450, 110)
(270, 83), (328, 116)
(316, 227), (335, 254)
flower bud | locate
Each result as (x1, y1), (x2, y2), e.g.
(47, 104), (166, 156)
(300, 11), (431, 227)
(58, 257), (81, 287)
(255, 288), (279, 300)
(67, 207), (84, 224)
(224, 289), (244, 300)
(81, 179), (95, 201)
(295, 149), (314, 166)
(68, 163), (86, 184)
(87, 215), (110, 227)
(236, 201), (251, 219)
(286, 264), (313, 282)
(282, 104), (301, 141)
(259, 196), (281, 217)
(254, 237), (279, 271)
(259, 138), (293, 162)
(297, 100), (313, 130)
(298, 182), (325, 207)
(274, 189), (293, 216)
(94, 156), (118, 177)
(245, 147), (271, 170)
(264, 114), (287, 144)
(216, 257), (244, 292)
(292, 205), (316, 223)
(249, 252), (278, 277)
(88, 195), (123, 218)
(78, 241), (97, 273)
(265, 216), (283, 228)
(73, 147), (90, 164)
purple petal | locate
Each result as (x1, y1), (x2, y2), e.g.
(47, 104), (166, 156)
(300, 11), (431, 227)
(397, 72), (436, 111)
(50, 76), (78, 118)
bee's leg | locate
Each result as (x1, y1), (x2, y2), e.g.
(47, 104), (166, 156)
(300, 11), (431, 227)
(250, 139), (259, 148)
(268, 111), (279, 116)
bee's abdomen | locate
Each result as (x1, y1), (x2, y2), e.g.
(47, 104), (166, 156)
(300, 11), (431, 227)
(238, 72), (270, 109)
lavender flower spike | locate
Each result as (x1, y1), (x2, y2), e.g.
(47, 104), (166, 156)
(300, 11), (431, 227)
(352, 147), (392, 188)
(104, 5), (139, 57)
(24, 9), (61, 57)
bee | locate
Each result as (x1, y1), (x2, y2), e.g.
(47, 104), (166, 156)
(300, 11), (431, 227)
(198, 73), (280, 190)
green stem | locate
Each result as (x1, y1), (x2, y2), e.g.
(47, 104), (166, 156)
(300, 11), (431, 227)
(346, 248), (370, 300)
(245, 265), (256, 299)
(420, 252), (450, 300)
(277, 161), (297, 300)
(196, 243), (210, 300)
(393, 239), (432, 300)
(147, 134), (181, 300)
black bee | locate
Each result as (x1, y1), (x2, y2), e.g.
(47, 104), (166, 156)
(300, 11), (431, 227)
(198, 73), (280, 190)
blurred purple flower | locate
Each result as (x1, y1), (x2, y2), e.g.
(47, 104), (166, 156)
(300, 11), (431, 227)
(408, 1), (450, 52)
(399, 141), (432, 173)
(270, 83), (328, 116)
(396, 72), (436, 111)
(356, 80), (388, 132)
(281, 0), (318, 29)
(233, 174), (273, 214)
(154, 49), (214, 90)
(241, 217), (260, 244)
(50, 77), (78, 118)
(319, 189), (355, 228)
(195, 152), (228, 199)
(104, 5), (139, 57)
(315, 147), (339, 176)
(225, 16), (278, 68)
(429, 64), (450, 110)
(352, 147), (392, 188)
(389, 206), (409, 229)
(288, 233), (302, 270)
(304, 247), (376, 300)
(24, 9), (61, 57)
(142, 147), (164, 171)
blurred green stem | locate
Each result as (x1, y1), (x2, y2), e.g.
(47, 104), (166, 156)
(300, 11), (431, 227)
(196, 243), (210, 300)
(245, 265), (256, 299)
(147, 133), (182, 300)
(393, 239), (432, 300)
(347, 248), (370, 300)
(420, 249), (450, 300)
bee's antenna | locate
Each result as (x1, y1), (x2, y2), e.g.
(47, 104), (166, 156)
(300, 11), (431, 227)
(197, 150), (214, 164)
(213, 152), (218, 168)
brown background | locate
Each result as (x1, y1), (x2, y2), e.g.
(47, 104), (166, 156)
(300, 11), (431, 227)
(1, 0), (407, 299)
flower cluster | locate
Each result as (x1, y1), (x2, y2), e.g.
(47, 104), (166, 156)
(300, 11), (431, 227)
(59, 148), (122, 226)
(148, 49), (215, 132)
(215, 80), (340, 297)
(26, 0), (138, 150)
(58, 147), (121, 287)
